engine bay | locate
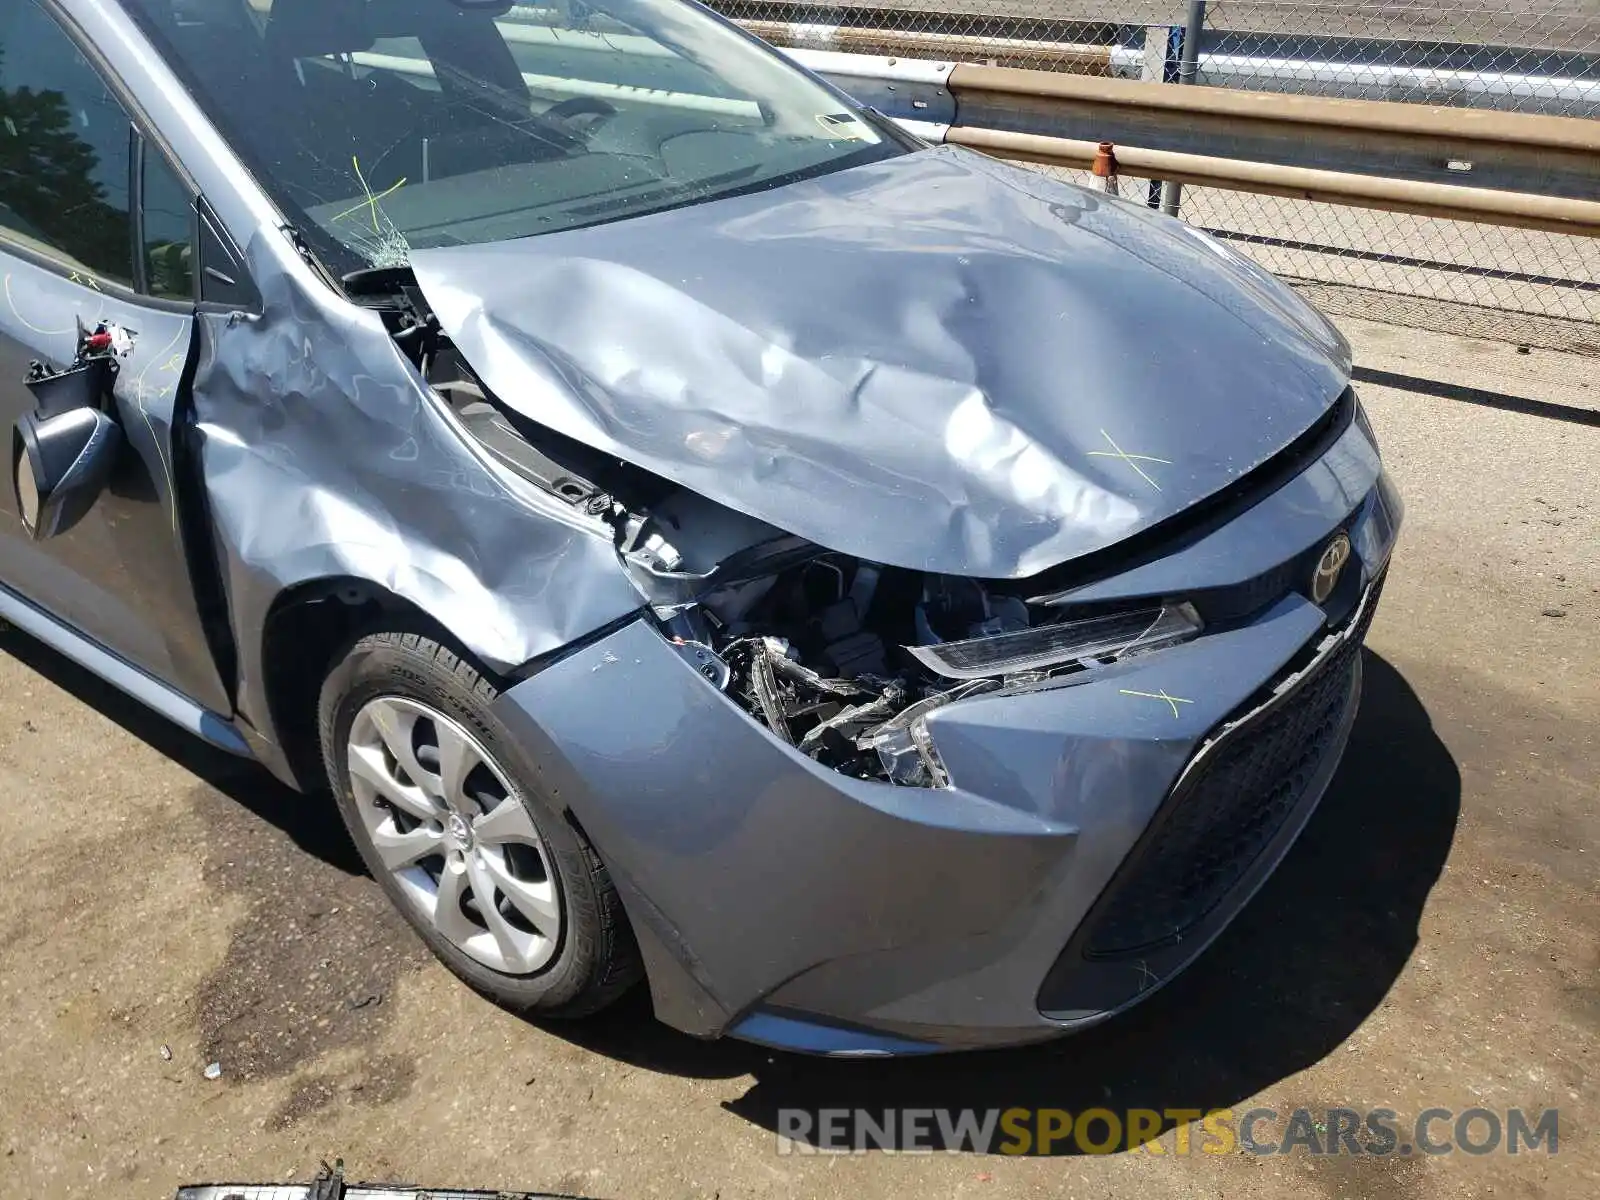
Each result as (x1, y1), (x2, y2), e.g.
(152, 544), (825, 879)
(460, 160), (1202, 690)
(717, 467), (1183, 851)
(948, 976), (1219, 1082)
(667, 558), (1199, 787)
(684, 561), (1033, 787)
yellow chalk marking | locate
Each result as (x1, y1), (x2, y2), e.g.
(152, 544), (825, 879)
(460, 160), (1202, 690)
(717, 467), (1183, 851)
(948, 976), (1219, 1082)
(130, 322), (188, 530)
(4, 273), (82, 336)
(1119, 688), (1194, 718)
(1088, 428), (1172, 492)
(331, 156), (405, 231)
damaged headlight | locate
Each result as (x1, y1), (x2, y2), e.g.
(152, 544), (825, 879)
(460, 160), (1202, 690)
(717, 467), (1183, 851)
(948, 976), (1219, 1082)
(907, 604), (1203, 681)
(677, 549), (1207, 790)
(860, 681), (998, 788)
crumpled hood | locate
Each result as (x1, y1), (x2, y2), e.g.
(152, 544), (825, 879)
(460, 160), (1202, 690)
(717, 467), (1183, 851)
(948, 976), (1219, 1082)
(410, 145), (1351, 578)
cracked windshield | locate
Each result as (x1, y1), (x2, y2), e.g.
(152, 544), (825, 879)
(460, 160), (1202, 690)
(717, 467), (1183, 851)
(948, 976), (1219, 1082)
(123, 0), (895, 275)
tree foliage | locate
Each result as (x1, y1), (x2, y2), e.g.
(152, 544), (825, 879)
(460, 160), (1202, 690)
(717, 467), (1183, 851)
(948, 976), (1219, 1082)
(0, 43), (132, 280)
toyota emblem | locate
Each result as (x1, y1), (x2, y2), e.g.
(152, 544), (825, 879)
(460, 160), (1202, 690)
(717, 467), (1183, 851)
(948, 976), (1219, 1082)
(1311, 532), (1352, 604)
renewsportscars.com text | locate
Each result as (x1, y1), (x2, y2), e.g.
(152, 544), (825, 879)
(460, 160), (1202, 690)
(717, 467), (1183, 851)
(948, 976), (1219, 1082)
(776, 1106), (1559, 1156)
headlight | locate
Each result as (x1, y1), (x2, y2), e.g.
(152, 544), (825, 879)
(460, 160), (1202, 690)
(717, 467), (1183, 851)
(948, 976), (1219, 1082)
(906, 603), (1204, 681)
(700, 549), (1208, 789)
(861, 681), (997, 788)
(870, 719), (946, 788)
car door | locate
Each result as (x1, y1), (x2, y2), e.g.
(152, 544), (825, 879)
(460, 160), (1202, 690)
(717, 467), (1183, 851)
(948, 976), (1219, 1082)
(0, 0), (232, 715)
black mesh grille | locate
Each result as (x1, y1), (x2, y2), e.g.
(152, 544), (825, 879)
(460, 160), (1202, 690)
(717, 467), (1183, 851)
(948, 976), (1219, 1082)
(1082, 582), (1382, 959)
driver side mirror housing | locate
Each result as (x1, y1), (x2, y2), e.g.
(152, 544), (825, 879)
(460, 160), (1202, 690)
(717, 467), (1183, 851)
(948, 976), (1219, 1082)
(12, 405), (122, 541)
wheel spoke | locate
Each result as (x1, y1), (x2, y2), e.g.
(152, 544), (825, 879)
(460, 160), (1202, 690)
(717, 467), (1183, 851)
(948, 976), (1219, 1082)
(366, 700), (435, 798)
(369, 817), (443, 871)
(434, 720), (484, 814)
(472, 798), (539, 846)
(467, 853), (537, 972)
(431, 857), (479, 947)
(348, 742), (440, 823)
(478, 846), (560, 935)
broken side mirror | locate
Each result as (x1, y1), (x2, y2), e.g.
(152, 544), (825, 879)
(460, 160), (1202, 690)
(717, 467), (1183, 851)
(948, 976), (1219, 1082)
(13, 343), (123, 541)
(25, 352), (117, 417)
(12, 319), (130, 539)
(12, 406), (122, 540)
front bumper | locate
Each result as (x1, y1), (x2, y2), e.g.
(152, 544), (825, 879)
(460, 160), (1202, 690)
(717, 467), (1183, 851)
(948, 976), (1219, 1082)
(492, 427), (1402, 1054)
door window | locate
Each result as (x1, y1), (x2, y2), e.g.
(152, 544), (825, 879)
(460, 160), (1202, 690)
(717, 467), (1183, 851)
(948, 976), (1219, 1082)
(141, 144), (195, 301)
(0, 0), (136, 286)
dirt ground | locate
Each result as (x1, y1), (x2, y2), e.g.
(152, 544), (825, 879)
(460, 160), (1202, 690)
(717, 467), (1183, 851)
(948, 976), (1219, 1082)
(0, 316), (1595, 1199)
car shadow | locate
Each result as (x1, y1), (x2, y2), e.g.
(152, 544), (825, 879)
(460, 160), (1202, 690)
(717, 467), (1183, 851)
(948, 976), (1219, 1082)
(554, 650), (1462, 1153)
(0, 624), (365, 877)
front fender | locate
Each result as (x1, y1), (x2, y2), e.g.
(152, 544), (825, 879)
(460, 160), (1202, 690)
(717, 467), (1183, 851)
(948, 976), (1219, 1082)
(191, 235), (644, 780)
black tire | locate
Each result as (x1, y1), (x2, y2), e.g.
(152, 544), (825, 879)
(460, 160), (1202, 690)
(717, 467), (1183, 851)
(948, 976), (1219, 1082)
(318, 630), (640, 1017)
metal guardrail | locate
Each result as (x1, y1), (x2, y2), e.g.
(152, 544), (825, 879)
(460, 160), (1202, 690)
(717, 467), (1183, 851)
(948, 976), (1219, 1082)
(945, 62), (1600, 201)
(941, 128), (1600, 236)
(776, 49), (1600, 236)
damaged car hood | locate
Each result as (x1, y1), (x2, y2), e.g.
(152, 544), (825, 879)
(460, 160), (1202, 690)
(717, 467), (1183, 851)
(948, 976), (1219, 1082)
(409, 145), (1351, 578)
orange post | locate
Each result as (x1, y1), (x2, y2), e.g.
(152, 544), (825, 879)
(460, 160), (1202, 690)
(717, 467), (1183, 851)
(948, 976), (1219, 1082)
(1091, 141), (1120, 196)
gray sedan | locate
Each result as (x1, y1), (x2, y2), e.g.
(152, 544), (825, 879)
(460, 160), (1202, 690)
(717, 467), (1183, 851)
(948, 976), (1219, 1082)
(0, 0), (1399, 1054)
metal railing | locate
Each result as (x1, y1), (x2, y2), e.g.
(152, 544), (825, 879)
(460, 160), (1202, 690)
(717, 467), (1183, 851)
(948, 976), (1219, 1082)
(783, 54), (1600, 234)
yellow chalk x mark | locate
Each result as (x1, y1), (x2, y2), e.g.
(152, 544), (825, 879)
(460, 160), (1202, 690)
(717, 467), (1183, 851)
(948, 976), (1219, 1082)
(1088, 428), (1171, 492)
(331, 156), (405, 231)
(1119, 688), (1194, 719)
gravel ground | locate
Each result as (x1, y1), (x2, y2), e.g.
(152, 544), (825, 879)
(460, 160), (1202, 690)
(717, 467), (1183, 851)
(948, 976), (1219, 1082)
(0, 317), (1595, 1199)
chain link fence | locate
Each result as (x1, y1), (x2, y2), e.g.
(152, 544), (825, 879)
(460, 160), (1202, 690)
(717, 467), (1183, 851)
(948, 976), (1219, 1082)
(708, 0), (1166, 73)
(1201, 1), (1600, 116)
(708, 0), (1600, 350)
(1187, 2), (1599, 348)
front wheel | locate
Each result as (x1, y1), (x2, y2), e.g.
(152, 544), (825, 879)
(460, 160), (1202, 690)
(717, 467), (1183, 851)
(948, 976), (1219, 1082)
(318, 631), (640, 1016)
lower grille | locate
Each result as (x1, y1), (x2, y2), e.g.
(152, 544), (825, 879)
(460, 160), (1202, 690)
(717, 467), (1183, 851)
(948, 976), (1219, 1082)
(1081, 580), (1381, 959)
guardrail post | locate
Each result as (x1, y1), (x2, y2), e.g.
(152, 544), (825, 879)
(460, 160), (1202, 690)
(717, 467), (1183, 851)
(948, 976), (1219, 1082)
(1140, 24), (1181, 208)
(1160, 0), (1207, 216)
(1091, 141), (1121, 195)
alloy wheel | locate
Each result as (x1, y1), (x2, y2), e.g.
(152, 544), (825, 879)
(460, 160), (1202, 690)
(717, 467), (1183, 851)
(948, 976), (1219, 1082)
(346, 696), (561, 974)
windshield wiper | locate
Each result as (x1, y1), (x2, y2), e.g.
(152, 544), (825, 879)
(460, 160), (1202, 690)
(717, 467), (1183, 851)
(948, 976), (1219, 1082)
(341, 264), (416, 299)
(564, 163), (764, 219)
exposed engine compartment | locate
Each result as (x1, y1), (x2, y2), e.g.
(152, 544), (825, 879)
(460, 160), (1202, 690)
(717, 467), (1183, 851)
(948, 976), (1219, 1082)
(688, 561), (1025, 787)
(359, 267), (1202, 788)
(672, 558), (1199, 787)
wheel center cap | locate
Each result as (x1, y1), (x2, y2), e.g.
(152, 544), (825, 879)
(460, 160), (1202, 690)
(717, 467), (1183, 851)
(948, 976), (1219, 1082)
(446, 812), (472, 850)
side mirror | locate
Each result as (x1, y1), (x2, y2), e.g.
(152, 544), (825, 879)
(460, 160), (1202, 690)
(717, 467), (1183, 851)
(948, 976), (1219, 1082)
(12, 406), (122, 540)
(26, 354), (118, 417)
